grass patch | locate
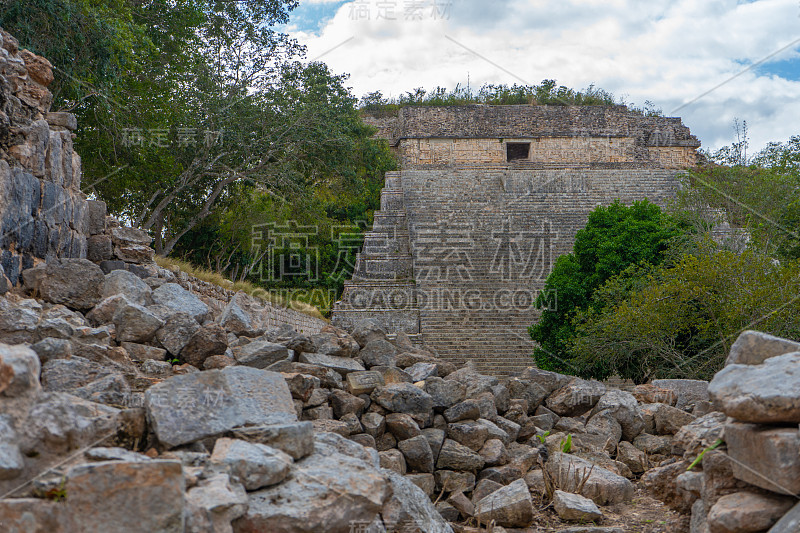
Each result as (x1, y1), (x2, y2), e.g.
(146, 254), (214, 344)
(154, 256), (326, 320)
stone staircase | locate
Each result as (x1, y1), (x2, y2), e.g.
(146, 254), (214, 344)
(334, 166), (683, 376)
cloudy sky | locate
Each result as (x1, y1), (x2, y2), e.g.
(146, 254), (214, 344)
(284, 0), (800, 152)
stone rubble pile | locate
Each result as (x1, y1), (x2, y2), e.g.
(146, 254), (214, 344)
(643, 331), (800, 533)
(0, 247), (719, 532)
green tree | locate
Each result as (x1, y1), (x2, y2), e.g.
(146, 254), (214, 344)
(569, 244), (800, 382)
(529, 200), (684, 374)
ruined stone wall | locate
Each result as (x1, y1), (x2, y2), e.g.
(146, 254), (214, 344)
(0, 28), (95, 285)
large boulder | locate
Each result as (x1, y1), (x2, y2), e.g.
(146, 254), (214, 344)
(707, 491), (794, 533)
(37, 259), (105, 310)
(726, 330), (800, 366)
(546, 379), (606, 417)
(724, 422), (800, 495)
(589, 389), (644, 441)
(156, 312), (200, 356)
(113, 303), (163, 343)
(309, 326), (360, 358)
(381, 470), (453, 533)
(371, 383), (434, 415)
(101, 269), (152, 305)
(650, 379), (709, 411)
(546, 452), (634, 506)
(474, 478), (533, 528)
(232, 433), (391, 532)
(151, 283), (209, 322)
(299, 353), (365, 376)
(210, 438), (293, 491)
(66, 460), (185, 533)
(0, 343), (41, 397)
(358, 339), (398, 368)
(232, 339), (290, 369)
(351, 318), (387, 348)
(708, 352), (800, 423)
(145, 367), (296, 448)
(180, 324), (228, 368)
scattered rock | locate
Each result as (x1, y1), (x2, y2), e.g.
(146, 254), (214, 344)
(552, 490), (603, 522)
(726, 330), (800, 366)
(707, 491), (794, 533)
(37, 259), (104, 310)
(708, 352), (800, 423)
(211, 437), (292, 490)
(474, 478), (533, 528)
(151, 283), (209, 322)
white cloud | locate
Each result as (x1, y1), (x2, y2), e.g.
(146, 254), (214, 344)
(293, 0), (800, 151)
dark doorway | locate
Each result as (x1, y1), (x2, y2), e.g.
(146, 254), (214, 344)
(506, 142), (530, 162)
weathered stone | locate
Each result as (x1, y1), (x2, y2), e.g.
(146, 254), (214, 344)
(443, 399), (481, 422)
(145, 367), (295, 448)
(444, 367), (498, 398)
(447, 421), (490, 451)
(362, 412), (386, 438)
(479, 438), (509, 467)
(309, 326), (360, 357)
(673, 411), (725, 459)
(211, 438), (292, 490)
(546, 452), (634, 506)
(378, 366), (414, 384)
(423, 376), (465, 410)
(552, 490), (603, 522)
(0, 298), (40, 344)
(435, 501), (459, 522)
(589, 389), (644, 441)
(0, 440), (24, 480)
(725, 422), (800, 496)
(351, 318), (387, 347)
(347, 370), (385, 395)
(386, 412), (422, 440)
(726, 330), (800, 366)
(113, 302), (164, 343)
(156, 312), (200, 356)
(507, 377), (548, 414)
(446, 490), (474, 518)
(707, 491), (794, 533)
(371, 382), (433, 415)
(110, 226), (151, 246)
(473, 478), (503, 504)
(311, 419), (351, 436)
(770, 501), (800, 533)
(151, 283), (209, 322)
(421, 427), (445, 462)
(381, 470), (454, 533)
(217, 293), (257, 336)
(584, 410), (623, 446)
(435, 469), (475, 493)
(38, 259), (104, 309)
(230, 421), (314, 460)
(67, 460), (185, 532)
(632, 383), (678, 406)
(651, 379), (710, 412)
(0, 343), (41, 397)
(185, 473), (248, 533)
(231, 338), (287, 369)
(86, 234), (113, 262)
(701, 450), (751, 514)
(633, 433), (673, 455)
(406, 473), (436, 497)
(616, 440), (648, 474)
(204, 354), (236, 370)
(299, 352), (366, 375)
(653, 403), (696, 435)
(84, 447), (151, 463)
(102, 269), (152, 305)
(406, 362), (438, 381)
(489, 416), (520, 444)
(436, 438), (485, 472)
(119, 342), (166, 363)
(474, 478), (533, 528)
(398, 435), (435, 473)
(641, 459), (695, 514)
(142, 359), (172, 375)
(181, 324), (228, 367)
(380, 449), (407, 474)
(359, 338), (398, 368)
(708, 352), (800, 423)
(0, 498), (71, 532)
(330, 389), (366, 418)
(546, 379), (606, 417)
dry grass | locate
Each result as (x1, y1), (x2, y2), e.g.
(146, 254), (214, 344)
(154, 256), (326, 320)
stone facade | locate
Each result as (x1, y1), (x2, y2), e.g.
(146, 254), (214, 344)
(335, 105), (700, 375)
(0, 28), (99, 285)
